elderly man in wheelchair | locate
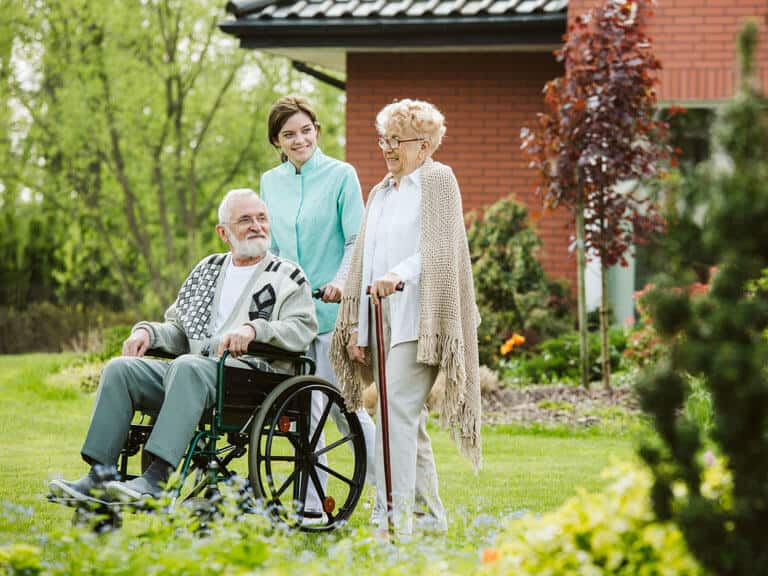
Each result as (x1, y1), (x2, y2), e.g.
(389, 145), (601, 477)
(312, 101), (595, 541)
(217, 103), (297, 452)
(49, 188), (368, 531)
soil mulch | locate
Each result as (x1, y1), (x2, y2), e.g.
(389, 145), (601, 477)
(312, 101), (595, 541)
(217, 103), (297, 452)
(481, 384), (641, 427)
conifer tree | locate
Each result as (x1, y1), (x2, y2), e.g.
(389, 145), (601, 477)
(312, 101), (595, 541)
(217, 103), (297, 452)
(638, 21), (768, 574)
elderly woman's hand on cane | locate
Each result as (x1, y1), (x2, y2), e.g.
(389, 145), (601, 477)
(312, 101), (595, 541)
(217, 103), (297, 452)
(369, 272), (403, 306)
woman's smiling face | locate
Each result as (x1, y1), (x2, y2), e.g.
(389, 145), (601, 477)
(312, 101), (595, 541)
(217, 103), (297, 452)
(276, 111), (318, 169)
(379, 127), (428, 183)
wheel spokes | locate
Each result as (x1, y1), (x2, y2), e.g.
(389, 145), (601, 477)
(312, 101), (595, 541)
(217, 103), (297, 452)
(314, 433), (355, 458)
(309, 396), (333, 451)
(273, 468), (299, 500)
(315, 461), (356, 488)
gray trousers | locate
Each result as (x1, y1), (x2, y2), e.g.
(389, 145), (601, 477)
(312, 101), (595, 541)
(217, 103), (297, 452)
(82, 354), (217, 468)
(370, 301), (446, 535)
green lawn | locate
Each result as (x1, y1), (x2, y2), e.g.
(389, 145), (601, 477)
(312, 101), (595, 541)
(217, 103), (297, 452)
(0, 353), (638, 541)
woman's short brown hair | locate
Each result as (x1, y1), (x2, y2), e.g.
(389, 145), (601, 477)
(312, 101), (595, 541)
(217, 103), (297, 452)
(267, 95), (320, 148)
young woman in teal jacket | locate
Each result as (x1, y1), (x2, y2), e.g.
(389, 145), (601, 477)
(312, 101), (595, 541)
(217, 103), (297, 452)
(260, 95), (376, 521)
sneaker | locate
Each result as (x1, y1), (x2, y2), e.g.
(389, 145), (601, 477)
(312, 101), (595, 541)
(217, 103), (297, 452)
(49, 474), (98, 501)
(105, 476), (163, 502)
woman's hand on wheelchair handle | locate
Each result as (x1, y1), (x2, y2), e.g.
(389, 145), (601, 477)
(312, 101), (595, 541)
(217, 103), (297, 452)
(218, 325), (257, 358)
(320, 282), (343, 303)
(122, 328), (151, 357)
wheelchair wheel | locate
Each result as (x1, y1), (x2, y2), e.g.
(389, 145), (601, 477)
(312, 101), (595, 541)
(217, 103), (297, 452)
(249, 376), (366, 532)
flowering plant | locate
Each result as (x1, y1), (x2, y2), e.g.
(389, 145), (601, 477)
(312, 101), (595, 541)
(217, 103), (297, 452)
(500, 333), (526, 356)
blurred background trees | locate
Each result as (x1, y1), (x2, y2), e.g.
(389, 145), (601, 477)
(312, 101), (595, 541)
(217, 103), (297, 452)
(0, 0), (345, 351)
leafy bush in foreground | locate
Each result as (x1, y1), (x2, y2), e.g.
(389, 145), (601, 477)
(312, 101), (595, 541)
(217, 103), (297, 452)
(480, 462), (703, 575)
(638, 22), (768, 575)
(1, 460), (719, 576)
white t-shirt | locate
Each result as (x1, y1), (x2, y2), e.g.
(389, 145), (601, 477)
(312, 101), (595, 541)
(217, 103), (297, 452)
(211, 262), (260, 333)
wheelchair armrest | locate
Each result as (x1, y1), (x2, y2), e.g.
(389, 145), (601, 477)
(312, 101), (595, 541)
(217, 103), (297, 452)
(145, 348), (179, 360)
(246, 341), (306, 361)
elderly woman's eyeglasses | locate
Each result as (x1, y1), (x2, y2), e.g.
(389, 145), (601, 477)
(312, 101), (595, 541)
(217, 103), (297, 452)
(377, 136), (425, 150)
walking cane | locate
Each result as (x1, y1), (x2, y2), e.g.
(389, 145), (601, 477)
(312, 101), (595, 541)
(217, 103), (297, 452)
(366, 281), (404, 538)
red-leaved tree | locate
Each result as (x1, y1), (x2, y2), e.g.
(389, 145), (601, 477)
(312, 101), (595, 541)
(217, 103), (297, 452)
(522, 0), (669, 388)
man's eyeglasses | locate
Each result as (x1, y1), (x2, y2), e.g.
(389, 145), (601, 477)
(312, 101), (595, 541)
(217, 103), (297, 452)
(377, 136), (425, 150)
(229, 215), (269, 228)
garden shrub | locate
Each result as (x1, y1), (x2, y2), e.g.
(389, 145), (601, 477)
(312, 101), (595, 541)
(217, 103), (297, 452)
(480, 462), (703, 575)
(466, 195), (573, 368)
(500, 326), (627, 386)
(638, 23), (768, 574)
(0, 303), (138, 354)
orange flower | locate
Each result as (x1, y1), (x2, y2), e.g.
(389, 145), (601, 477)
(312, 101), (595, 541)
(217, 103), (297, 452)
(482, 547), (500, 563)
(500, 333), (526, 356)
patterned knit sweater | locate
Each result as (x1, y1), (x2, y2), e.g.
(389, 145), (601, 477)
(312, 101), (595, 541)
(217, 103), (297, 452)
(133, 252), (318, 358)
(330, 158), (482, 470)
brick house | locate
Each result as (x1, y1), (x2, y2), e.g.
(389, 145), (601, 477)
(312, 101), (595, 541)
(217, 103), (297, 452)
(220, 0), (768, 321)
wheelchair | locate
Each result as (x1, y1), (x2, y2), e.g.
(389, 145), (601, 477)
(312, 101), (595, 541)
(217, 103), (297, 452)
(68, 342), (367, 532)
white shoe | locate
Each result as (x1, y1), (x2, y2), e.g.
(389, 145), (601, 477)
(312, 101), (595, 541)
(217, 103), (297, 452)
(370, 503), (387, 526)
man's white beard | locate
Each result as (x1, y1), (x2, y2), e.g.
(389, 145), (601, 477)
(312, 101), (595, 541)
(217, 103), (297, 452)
(230, 235), (269, 260)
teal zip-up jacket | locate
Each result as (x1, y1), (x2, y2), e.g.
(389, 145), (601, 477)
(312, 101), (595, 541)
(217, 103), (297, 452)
(260, 147), (364, 334)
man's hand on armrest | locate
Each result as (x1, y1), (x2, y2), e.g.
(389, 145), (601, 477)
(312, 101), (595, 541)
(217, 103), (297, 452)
(122, 328), (151, 357)
(217, 325), (257, 358)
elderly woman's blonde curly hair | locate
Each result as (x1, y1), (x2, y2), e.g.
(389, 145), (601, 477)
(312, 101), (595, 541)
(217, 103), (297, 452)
(375, 99), (446, 152)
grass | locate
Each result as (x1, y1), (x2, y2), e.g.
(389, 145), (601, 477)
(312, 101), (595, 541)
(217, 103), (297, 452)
(0, 353), (641, 543)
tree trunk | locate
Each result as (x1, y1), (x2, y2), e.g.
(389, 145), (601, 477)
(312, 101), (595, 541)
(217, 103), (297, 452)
(576, 203), (590, 388)
(600, 260), (612, 390)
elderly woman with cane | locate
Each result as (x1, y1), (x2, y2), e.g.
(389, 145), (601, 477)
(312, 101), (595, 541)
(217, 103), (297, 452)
(331, 98), (481, 537)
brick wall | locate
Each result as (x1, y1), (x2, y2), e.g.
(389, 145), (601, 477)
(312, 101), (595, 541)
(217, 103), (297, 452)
(568, 0), (768, 101)
(345, 51), (577, 288)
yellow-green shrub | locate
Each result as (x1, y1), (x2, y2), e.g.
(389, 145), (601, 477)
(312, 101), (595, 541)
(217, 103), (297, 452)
(480, 463), (703, 575)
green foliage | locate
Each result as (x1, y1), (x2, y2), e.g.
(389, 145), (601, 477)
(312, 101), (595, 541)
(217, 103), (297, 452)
(466, 195), (572, 367)
(0, 0), (345, 312)
(92, 325), (133, 362)
(500, 327), (627, 386)
(481, 462), (702, 575)
(0, 303), (137, 354)
(638, 21), (768, 575)
(683, 375), (713, 435)
(1, 463), (699, 576)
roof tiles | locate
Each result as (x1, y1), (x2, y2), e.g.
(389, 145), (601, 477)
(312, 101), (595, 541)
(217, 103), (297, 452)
(234, 0), (566, 19)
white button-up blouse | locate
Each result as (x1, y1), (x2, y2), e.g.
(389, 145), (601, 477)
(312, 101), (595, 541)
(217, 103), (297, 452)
(357, 168), (422, 348)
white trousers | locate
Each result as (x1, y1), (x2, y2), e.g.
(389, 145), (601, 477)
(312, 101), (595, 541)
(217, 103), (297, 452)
(370, 300), (446, 535)
(306, 332), (377, 513)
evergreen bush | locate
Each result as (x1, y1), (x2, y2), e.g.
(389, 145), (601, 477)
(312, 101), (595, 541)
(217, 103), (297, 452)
(466, 195), (572, 367)
(637, 22), (768, 575)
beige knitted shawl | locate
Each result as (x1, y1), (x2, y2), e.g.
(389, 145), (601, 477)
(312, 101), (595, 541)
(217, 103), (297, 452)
(330, 158), (482, 471)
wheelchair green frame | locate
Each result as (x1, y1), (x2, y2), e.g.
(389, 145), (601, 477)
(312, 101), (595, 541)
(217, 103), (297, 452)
(116, 342), (367, 532)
